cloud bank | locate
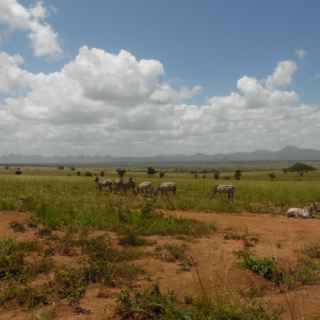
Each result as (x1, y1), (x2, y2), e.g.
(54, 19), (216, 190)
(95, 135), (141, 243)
(0, 45), (319, 156)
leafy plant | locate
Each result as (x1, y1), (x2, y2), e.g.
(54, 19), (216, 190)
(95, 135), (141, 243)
(236, 250), (283, 284)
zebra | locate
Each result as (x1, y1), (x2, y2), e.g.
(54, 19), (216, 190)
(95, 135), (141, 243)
(287, 204), (316, 219)
(122, 177), (136, 194)
(212, 184), (235, 201)
(137, 181), (154, 195)
(155, 182), (177, 196)
(113, 177), (136, 194)
(94, 177), (113, 192)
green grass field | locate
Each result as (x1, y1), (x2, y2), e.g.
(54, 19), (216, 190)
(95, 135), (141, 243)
(1, 166), (320, 226)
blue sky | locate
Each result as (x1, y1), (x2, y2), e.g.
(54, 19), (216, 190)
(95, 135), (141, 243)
(10, 0), (319, 103)
(0, 0), (319, 155)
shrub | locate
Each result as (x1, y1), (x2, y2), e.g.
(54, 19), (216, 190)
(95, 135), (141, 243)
(234, 170), (242, 180)
(116, 284), (282, 320)
(84, 171), (93, 177)
(118, 232), (149, 247)
(236, 250), (283, 284)
(287, 162), (316, 174)
(55, 268), (88, 303)
(164, 244), (193, 271)
(213, 171), (220, 180)
(0, 285), (51, 309)
(147, 167), (157, 176)
(269, 173), (276, 181)
(0, 239), (25, 281)
(117, 284), (189, 320)
(15, 168), (23, 175)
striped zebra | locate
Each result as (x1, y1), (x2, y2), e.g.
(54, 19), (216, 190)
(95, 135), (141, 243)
(155, 182), (177, 196)
(212, 184), (235, 201)
(137, 181), (154, 195)
(95, 177), (113, 192)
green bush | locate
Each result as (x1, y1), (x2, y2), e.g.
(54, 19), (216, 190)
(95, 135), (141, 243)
(236, 250), (283, 284)
(116, 284), (281, 320)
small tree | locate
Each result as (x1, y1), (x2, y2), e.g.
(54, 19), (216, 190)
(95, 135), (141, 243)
(5, 165), (10, 170)
(147, 167), (157, 176)
(269, 172), (276, 181)
(58, 165), (64, 170)
(70, 166), (76, 171)
(287, 162), (316, 176)
(213, 171), (220, 180)
(282, 168), (288, 174)
(159, 171), (165, 178)
(234, 170), (242, 180)
(202, 174), (206, 179)
(84, 171), (93, 177)
(116, 168), (126, 178)
(100, 171), (105, 177)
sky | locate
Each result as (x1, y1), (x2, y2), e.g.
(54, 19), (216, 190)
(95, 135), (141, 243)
(0, 0), (320, 156)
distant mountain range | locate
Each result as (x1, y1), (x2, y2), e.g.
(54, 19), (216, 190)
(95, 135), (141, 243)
(1, 146), (320, 166)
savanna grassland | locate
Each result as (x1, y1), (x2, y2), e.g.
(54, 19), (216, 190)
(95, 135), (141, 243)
(0, 166), (320, 319)
(1, 166), (320, 217)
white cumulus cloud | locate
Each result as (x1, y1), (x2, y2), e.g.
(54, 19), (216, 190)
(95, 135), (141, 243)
(0, 47), (319, 156)
(266, 60), (297, 88)
(0, 0), (62, 58)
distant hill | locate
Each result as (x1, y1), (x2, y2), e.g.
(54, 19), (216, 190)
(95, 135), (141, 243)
(1, 146), (320, 166)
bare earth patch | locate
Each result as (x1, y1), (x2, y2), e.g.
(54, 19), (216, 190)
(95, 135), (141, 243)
(1, 210), (320, 319)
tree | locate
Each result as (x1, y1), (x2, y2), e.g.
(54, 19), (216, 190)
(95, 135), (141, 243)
(213, 171), (220, 180)
(234, 170), (242, 180)
(100, 171), (105, 177)
(269, 172), (276, 181)
(159, 171), (165, 178)
(147, 167), (157, 176)
(58, 165), (64, 170)
(287, 162), (316, 176)
(116, 168), (126, 178)
(282, 168), (288, 174)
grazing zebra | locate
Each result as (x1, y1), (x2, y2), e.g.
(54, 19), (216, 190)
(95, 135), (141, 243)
(122, 177), (136, 194)
(113, 178), (124, 193)
(95, 177), (113, 192)
(212, 184), (235, 201)
(112, 177), (136, 194)
(156, 182), (177, 196)
(287, 204), (316, 219)
(137, 181), (154, 195)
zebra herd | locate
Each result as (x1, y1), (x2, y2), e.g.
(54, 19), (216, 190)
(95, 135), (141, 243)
(95, 176), (234, 199)
(95, 177), (320, 218)
(95, 177), (177, 196)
